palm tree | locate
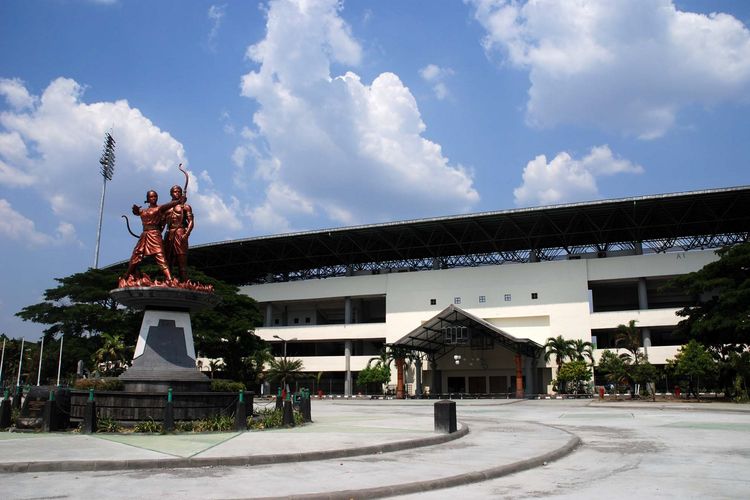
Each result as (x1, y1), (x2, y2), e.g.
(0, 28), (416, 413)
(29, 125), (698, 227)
(571, 339), (595, 365)
(92, 333), (128, 376)
(266, 357), (304, 393)
(544, 335), (575, 394)
(544, 336), (574, 368)
(386, 346), (416, 399)
(615, 320), (643, 365)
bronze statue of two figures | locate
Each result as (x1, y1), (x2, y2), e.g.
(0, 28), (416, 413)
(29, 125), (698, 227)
(119, 164), (210, 292)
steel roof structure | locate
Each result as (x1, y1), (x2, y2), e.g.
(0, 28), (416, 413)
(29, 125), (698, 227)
(391, 305), (542, 358)
(108, 186), (750, 285)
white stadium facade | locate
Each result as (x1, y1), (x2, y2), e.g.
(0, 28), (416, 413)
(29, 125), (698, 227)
(186, 186), (750, 397)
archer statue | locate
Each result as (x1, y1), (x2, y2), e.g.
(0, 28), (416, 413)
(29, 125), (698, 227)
(163, 165), (194, 282)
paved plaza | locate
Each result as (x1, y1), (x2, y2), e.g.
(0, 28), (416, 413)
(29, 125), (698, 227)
(1, 398), (749, 499)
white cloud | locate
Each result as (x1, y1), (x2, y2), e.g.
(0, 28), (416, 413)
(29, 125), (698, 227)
(0, 77), (242, 250)
(469, 0), (750, 139)
(0, 78), (37, 110)
(239, 0), (478, 230)
(0, 199), (78, 247)
(419, 64), (454, 100)
(207, 4), (227, 50)
(513, 145), (643, 206)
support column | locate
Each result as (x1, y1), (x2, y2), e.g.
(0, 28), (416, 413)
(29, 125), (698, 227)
(524, 356), (535, 396)
(634, 240), (643, 255)
(264, 303), (273, 327)
(344, 340), (352, 398)
(638, 277), (651, 358)
(344, 296), (352, 398)
(344, 297), (352, 324)
(414, 357), (423, 398)
(431, 357), (442, 395)
(514, 353), (524, 398)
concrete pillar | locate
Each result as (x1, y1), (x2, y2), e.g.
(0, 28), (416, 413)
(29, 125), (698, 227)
(524, 356), (535, 396)
(344, 297), (352, 325)
(344, 340), (352, 397)
(529, 250), (539, 263)
(264, 303), (273, 327)
(634, 241), (643, 255)
(414, 357), (423, 397)
(432, 257), (440, 270)
(431, 357), (442, 395)
(514, 354), (524, 398)
(638, 277), (649, 310)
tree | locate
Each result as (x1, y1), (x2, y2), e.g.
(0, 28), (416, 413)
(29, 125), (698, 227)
(555, 360), (592, 395)
(671, 242), (750, 396)
(597, 350), (629, 393)
(266, 357), (304, 392)
(615, 320), (643, 366)
(16, 268), (141, 344)
(16, 266), (265, 385)
(571, 339), (594, 365)
(544, 335), (575, 393)
(356, 364), (391, 395)
(543, 336), (575, 368)
(668, 340), (718, 399)
(92, 332), (129, 376)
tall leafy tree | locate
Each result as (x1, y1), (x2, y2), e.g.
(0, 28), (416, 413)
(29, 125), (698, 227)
(667, 340), (718, 399)
(16, 268), (141, 344)
(671, 242), (750, 395)
(543, 336), (575, 369)
(266, 357), (304, 392)
(571, 339), (595, 365)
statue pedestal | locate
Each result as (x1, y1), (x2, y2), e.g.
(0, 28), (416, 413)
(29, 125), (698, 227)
(111, 287), (221, 392)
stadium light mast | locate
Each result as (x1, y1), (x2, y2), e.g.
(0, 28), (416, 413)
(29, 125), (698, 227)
(94, 131), (116, 269)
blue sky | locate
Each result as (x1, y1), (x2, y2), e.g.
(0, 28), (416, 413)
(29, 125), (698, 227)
(1, 0), (749, 340)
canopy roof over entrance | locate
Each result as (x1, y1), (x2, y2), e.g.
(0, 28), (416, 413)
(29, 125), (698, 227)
(391, 305), (543, 359)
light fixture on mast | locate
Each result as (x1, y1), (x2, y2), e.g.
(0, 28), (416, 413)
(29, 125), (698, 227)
(94, 131), (116, 269)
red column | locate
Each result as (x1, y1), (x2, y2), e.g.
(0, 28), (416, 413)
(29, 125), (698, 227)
(515, 353), (524, 398)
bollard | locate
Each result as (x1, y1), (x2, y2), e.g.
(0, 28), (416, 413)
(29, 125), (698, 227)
(282, 399), (295, 427)
(303, 390), (312, 423)
(163, 387), (174, 432)
(82, 388), (97, 434)
(0, 389), (12, 428)
(599, 386), (605, 399)
(12, 385), (22, 410)
(42, 390), (58, 432)
(434, 400), (457, 434)
(275, 387), (283, 411)
(234, 390), (247, 431)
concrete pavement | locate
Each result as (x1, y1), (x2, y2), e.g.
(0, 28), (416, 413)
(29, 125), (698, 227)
(1, 398), (748, 499)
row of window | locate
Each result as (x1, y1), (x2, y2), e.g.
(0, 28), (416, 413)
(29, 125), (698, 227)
(440, 292), (539, 306)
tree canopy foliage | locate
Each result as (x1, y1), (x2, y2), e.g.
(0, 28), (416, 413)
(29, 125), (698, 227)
(673, 242), (750, 351)
(14, 265), (265, 384)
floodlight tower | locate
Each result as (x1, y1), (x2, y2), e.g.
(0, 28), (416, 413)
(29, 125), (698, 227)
(94, 132), (116, 269)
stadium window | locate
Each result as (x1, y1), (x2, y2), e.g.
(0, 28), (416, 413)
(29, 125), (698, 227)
(531, 292), (538, 300)
(454, 297), (461, 305)
(504, 294), (512, 302)
(479, 295), (486, 303)
(305, 317), (311, 324)
(293, 317), (299, 324)
(430, 298), (437, 305)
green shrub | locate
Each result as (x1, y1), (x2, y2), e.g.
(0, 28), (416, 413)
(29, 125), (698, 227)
(247, 408), (304, 430)
(96, 415), (121, 433)
(134, 418), (163, 433)
(175, 420), (195, 432)
(210, 379), (246, 392)
(74, 378), (124, 391)
(192, 414), (234, 432)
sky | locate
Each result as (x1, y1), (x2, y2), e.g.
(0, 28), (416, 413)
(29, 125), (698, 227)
(1, 0), (749, 340)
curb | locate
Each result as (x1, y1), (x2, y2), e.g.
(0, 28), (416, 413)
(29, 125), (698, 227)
(252, 428), (581, 500)
(0, 423), (469, 474)
(586, 401), (750, 414)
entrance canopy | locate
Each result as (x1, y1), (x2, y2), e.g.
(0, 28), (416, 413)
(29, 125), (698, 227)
(392, 305), (542, 359)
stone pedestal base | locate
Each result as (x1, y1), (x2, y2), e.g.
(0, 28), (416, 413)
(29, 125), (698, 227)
(112, 287), (219, 393)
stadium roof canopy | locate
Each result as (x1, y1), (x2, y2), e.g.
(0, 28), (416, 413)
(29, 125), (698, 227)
(108, 186), (750, 285)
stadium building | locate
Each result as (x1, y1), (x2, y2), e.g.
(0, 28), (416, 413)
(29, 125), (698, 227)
(188, 186), (750, 397)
